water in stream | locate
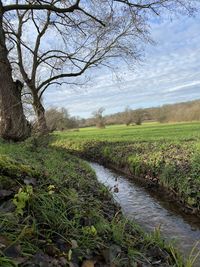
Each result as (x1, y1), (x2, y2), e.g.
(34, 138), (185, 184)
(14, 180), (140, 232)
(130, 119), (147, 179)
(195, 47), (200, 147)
(89, 162), (200, 266)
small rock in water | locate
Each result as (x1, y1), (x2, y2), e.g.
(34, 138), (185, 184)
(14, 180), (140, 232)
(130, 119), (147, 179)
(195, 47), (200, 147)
(113, 185), (119, 193)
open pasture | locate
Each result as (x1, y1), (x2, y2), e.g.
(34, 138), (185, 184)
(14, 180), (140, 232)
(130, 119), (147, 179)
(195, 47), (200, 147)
(56, 122), (200, 142)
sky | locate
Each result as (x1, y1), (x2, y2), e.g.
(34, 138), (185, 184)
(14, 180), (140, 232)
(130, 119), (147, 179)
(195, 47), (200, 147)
(44, 12), (200, 118)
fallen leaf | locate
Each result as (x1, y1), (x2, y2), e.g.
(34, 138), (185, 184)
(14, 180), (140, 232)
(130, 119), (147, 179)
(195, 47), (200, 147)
(71, 239), (78, 249)
(81, 259), (96, 267)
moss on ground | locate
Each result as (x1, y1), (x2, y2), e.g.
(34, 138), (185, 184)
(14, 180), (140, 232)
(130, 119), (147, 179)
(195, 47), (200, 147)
(0, 137), (191, 266)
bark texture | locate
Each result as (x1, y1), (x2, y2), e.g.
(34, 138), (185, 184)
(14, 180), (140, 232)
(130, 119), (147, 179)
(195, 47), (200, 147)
(32, 93), (49, 134)
(0, 5), (31, 141)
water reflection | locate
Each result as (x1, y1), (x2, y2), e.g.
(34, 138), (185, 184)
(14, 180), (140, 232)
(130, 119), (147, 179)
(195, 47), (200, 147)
(90, 162), (200, 266)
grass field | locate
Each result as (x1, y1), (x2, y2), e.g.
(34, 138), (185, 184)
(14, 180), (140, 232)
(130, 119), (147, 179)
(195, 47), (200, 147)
(52, 122), (200, 214)
(55, 122), (200, 142)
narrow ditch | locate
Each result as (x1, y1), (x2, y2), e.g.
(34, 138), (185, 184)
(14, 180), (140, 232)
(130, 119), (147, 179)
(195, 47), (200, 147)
(89, 162), (200, 266)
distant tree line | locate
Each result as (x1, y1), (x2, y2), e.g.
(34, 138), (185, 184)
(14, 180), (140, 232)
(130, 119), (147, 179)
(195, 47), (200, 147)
(40, 100), (200, 131)
(78, 100), (200, 128)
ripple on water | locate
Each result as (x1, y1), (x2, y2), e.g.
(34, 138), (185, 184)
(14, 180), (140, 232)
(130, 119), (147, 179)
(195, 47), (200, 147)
(90, 162), (200, 266)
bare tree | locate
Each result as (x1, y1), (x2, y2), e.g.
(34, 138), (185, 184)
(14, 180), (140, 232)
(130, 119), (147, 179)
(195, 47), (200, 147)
(92, 107), (105, 128)
(45, 107), (78, 131)
(133, 108), (143, 125)
(0, 0), (197, 140)
(5, 0), (147, 133)
(123, 106), (133, 126)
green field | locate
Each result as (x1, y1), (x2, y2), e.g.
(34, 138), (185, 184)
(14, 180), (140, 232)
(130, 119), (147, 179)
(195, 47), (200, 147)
(55, 122), (200, 142)
(53, 122), (200, 214)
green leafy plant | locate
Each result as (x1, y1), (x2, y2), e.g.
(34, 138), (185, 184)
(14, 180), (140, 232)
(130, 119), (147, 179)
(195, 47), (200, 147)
(13, 185), (33, 215)
(82, 225), (97, 236)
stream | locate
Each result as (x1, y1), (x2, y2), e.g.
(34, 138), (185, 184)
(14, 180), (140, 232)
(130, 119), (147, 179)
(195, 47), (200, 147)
(89, 162), (200, 266)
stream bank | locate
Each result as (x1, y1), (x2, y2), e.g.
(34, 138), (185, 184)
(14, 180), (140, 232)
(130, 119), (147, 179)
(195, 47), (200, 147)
(51, 138), (200, 218)
(89, 162), (200, 266)
(92, 158), (200, 219)
(0, 137), (184, 267)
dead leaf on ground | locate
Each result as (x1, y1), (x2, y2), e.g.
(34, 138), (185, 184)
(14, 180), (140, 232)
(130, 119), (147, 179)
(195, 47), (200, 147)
(81, 259), (96, 267)
(71, 239), (78, 249)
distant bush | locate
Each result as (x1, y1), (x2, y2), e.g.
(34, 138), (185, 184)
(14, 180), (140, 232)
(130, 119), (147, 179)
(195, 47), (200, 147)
(45, 108), (79, 131)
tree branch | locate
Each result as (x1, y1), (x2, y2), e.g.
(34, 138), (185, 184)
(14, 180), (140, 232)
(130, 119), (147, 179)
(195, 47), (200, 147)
(3, 0), (105, 26)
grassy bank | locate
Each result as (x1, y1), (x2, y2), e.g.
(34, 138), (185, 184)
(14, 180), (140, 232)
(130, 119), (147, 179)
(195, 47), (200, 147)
(52, 122), (200, 216)
(0, 136), (185, 267)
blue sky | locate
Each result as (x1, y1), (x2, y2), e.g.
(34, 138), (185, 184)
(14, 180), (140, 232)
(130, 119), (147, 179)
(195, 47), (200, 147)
(44, 13), (200, 118)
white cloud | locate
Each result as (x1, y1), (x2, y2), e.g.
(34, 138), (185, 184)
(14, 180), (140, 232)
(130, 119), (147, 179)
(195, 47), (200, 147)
(44, 14), (200, 118)
(166, 81), (200, 93)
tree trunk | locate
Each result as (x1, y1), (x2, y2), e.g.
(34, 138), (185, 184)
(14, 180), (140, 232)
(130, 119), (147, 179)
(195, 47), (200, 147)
(32, 93), (49, 134)
(0, 5), (31, 141)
